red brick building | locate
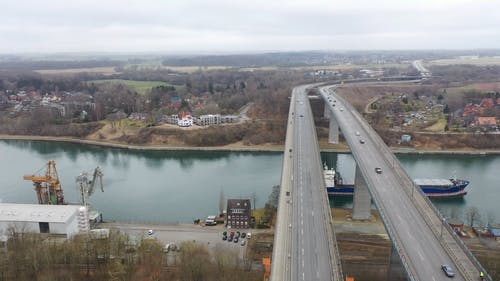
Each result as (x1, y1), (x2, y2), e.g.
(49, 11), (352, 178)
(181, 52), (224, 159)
(226, 199), (251, 229)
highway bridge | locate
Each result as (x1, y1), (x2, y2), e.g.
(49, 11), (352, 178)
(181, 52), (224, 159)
(270, 81), (491, 281)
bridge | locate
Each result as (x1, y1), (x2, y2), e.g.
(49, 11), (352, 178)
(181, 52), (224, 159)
(270, 81), (492, 280)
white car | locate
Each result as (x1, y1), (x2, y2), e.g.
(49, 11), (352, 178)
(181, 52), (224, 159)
(246, 232), (252, 239)
(147, 229), (154, 235)
(340, 108), (344, 111)
(355, 131), (360, 136)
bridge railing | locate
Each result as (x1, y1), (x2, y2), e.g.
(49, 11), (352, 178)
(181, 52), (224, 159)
(349, 103), (491, 281)
(322, 86), (491, 281)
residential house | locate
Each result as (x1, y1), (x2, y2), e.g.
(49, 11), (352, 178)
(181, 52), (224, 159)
(196, 114), (221, 126)
(221, 115), (240, 123)
(128, 112), (149, 121)
(476, 117), (497, 127)
(177, 111), (193, 127)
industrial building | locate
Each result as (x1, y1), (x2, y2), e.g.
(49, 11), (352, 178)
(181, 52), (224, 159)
(0, 203), (89, 238)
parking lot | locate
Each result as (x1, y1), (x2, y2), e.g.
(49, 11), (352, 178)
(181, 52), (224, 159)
(101, 222), (252, 259)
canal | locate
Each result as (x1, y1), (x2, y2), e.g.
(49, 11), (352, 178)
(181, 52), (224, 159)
(1, 140), (499, 225)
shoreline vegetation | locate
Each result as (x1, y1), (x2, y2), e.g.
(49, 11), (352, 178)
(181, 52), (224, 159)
(1, 134), (500, 155)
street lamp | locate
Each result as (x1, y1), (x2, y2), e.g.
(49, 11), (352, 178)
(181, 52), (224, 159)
(440, 218), (447, 239)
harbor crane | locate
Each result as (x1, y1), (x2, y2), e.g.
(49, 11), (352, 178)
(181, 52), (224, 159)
(23, 160), (65, 205)
(76, 166), (104, 206)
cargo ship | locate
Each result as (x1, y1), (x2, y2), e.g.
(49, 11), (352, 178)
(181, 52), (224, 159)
(324, 165), (469, 197)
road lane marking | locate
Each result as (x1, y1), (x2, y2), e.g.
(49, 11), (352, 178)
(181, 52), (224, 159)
(417, 250), (424, 261)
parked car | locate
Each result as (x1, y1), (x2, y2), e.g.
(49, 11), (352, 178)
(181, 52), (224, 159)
(228, 236), (233, 242)
(241, 232), (246, 239)
(147, 229), (154, 235)
(222, 231), (227, 236)
(234, 237), (239, 243)
(241, 240), (246, 246)
(441, 264), (455, 277)
(229, 231), (235, 238)
(222, 235), (227, 241)
(246, 232), (252, 239)
(375, 167), (382, 174)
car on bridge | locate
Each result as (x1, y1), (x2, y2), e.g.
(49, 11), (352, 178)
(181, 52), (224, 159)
(359, 139), (365, 144)
(375, 167), (382, 174)
(441, 264), (455, 277)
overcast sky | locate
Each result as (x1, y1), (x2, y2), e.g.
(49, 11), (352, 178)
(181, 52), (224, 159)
(1, 0), (499, 54)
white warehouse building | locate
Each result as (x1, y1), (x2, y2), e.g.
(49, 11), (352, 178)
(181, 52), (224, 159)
(0, 203), (89, 238)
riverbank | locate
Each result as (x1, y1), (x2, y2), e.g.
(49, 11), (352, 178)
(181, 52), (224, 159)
(2, 134), (500, 155)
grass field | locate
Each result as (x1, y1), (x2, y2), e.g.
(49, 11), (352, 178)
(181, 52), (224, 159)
(429, 56), (500, 66)
(424, 118), (447, 132)
(89, 79), (170, 94)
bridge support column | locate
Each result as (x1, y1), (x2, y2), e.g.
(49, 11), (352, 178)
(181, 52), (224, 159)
(352, 165), (371, 220)
(387, 246), (406, 281)
(323, 103), (330, 118)
(328, 116), (339, 144)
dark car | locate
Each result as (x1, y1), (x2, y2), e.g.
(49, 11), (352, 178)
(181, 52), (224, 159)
(222, 231), (227, 236)
(228, 236), (233, 242)
(236, 231), (240, 238)
(441, 264), (455, 277)
(375, 167), (382, 174)
(222, 235), (227, 241)
(241, 232), (246, 239)
(359, 139), (365, 144)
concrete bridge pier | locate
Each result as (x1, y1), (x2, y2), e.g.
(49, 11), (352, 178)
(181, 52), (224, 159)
(328, 116), (339, 144)
(387, 246), (406, 281)
(324, 103), (331, 118)
(352, 165), (371, 220)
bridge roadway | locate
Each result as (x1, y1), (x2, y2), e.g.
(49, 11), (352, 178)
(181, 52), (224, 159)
(320, 84), (489, 281)
(270, 84), (342, 281)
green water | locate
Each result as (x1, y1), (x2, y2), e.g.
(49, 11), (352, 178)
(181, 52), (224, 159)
(1, 140), (499, 225)
(0, 140), (282, 223)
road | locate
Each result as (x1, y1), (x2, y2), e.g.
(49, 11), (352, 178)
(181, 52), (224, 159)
(320, 85), (487, 281)
(270, 84), (342, 281)
(412, 60), (431, 78)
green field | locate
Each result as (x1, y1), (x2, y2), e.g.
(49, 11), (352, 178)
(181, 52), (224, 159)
(89, 79), (169, 94)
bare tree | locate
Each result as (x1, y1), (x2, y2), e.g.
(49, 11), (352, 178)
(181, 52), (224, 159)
(464, 206), (482, 227)
(251, 192), (257, 211)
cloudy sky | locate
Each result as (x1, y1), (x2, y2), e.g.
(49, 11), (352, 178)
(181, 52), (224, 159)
(1, 0), (499, 54)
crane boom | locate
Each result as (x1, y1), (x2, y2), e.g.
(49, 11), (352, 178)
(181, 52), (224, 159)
(76, 166), (104, 206)
(23, 160), (65, 205)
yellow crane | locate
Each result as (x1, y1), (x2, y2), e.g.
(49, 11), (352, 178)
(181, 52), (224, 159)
(23, 160), (65, 205)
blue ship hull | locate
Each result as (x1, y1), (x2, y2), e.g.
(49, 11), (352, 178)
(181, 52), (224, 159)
(327, 180), (469, 197)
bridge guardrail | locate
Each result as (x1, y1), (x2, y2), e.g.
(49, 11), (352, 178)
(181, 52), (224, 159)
(321, 86), (491, 281)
